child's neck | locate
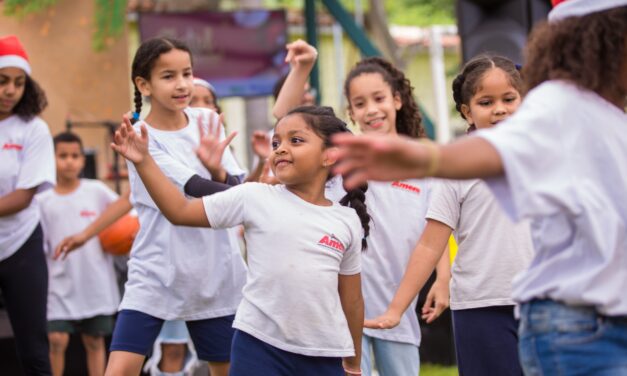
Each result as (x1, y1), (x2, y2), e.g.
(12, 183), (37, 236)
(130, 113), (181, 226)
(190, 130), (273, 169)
(145, 106), (188, 131)
(285, 179), (331, 207)
(55, 177), (81, 195)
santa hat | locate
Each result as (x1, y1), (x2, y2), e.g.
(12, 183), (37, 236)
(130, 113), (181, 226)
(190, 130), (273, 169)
(549, 0), (627, 22)
(0, 35), (31, 75)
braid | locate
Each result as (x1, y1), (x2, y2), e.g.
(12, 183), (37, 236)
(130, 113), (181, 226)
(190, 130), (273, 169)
(344, 57), (425, 139)
(132, 87), (142, 124)
(339, 185), (370, 250)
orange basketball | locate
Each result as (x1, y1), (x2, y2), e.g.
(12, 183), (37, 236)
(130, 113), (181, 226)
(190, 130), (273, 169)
(98, 214), (140, 256)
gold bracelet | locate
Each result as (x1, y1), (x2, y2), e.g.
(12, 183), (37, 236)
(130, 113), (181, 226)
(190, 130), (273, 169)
(418, 139), (440, 177)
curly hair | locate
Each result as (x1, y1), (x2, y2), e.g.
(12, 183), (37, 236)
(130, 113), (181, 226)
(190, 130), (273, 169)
(12, 75), (48, 122)
(131, 37), (193, 124)
(344, 57), (425, 139)
(452, 54), (522, 132)
(523, 6), (627, 102)
(284, 105), (371, 250)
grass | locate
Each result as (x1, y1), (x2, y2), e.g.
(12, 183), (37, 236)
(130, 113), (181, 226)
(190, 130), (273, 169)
(421, 363), (459, 376)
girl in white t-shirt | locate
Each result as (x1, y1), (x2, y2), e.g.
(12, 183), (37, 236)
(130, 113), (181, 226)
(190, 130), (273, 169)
(274, 40), (451, 376)
(112, 105), (369, 376)
(105, 37), (248, 376)
(333, 2), (627, 375)
(0, 34), (55, 375)
(363, 55), (534, 375)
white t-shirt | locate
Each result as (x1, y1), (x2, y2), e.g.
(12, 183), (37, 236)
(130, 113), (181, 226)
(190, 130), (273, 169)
(326, 177), (430, 346)
(202, 183), (363, 357)
(38, 179), (120, 320)
(477, 80), (627, 316)
(426, 179), (534, 310)
(0, 115), (55, 261)
(123, 107), (247, 320)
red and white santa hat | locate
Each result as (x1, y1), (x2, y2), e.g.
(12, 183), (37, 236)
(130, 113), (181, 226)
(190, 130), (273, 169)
(549, 0), (627, 22)
(0, 35), (31, 75)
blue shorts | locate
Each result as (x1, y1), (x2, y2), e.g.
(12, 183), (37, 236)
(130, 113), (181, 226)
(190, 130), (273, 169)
(229, 329), (344, 376)
(109, 309), (235, 362)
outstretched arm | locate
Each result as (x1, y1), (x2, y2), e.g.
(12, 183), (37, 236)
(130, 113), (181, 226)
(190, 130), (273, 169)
(421, 245), (451, 323)
(332, 134), (503, 190)
(54, 191), (133, 259)
(111, 116), (209, 228)
(364, 219), (452, 329)
(339, 273), (363, 375)
(272, 39), (318, 119)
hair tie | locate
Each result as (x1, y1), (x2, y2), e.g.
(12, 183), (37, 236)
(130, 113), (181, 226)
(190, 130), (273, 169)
(515, 64), (522, 71)
(132, 112), (140, 121)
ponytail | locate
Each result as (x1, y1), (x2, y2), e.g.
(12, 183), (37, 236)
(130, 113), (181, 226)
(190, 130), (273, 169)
(340, 185), (370, 250)
(132, 87), (142, 124)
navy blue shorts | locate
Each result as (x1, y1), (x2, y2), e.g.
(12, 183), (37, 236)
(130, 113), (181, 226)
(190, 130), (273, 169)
(109, 309), (235, 362)
(452, 305), (522, 376)
(229, 329), (344, 376)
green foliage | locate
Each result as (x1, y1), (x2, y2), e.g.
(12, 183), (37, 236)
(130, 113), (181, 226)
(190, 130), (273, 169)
(2, 0), (58, 17)
(93, 0), (126, 51)
(421, 363), (459, 376)
(261, 0), (456, 26)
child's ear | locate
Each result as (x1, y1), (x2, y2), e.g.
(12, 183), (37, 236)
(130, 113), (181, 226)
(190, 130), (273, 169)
(135, 76), (151, 97)
(394, 91), (402, 111)
(322, 146), (340, 167)
(461, 104), (473, 125)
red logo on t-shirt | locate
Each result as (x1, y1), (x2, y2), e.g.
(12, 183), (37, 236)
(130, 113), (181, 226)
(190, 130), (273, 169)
(2, 143), (23, 151)
(391, 181), (421, 194)
(80, 210), (97, 218)
(318, 234), (346, 253)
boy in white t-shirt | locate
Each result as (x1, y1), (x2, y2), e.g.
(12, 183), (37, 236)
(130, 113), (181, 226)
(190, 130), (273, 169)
(38, 132), (121, 376)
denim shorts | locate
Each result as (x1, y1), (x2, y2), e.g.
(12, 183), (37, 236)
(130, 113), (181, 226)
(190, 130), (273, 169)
(518, 299), (627, 376)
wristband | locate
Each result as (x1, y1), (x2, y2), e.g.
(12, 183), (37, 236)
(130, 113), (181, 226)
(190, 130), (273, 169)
(418, 139), (440, 177)
(343, 368), (362, 375)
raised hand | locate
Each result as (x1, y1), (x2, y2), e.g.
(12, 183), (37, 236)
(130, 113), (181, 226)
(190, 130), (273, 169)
(196, 112), (237, 183)
(259, 161), (280, 185)
(251, 131), (271, 159)
(54, 233), (88, 260)
(331, 133), (437, 191)
(285, 39), (318, 68)
(111, 115), (149, 164)
(363, 310), (402, 330)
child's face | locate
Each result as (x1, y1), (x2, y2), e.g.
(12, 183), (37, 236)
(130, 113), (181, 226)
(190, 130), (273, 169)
(270, 115), (330, 186)
(190, 85), (218, 112)
(136, 49), (194, 113)
(0, 67), (26, 119)
(55, 142), (84, 182)
(347, 72), (401, 136)
(461, 68), (521, 130)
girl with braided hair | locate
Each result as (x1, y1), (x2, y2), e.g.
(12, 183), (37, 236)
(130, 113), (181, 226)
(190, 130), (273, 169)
(274, 40), (450, 376)
(365, 54), (534, 376)
(112, 105), (369, 376)
(106, 37), (248, 376)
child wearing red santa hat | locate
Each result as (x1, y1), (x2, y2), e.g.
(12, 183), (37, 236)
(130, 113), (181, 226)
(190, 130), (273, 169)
(0, 34), (55, 375)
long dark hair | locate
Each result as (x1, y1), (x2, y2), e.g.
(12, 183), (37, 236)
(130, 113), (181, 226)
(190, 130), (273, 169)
(130, 37), (193, 123)
(344, 57), (425, 138)
(285, 105), (370, 250)
(12, 75), (48, 121)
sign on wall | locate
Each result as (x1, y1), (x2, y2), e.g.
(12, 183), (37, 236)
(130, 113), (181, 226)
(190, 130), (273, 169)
(138, 10), (288, 98)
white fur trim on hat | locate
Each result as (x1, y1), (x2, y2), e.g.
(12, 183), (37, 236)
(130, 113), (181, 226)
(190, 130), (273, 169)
(549, 0), (627, 22)
(0, 55), (31, 74)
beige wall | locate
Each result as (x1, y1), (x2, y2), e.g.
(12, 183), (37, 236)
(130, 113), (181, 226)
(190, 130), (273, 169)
(1, 0), (131, 184)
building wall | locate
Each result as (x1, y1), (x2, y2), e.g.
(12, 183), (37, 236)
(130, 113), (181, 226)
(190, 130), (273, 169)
(0, 0), (131, 185)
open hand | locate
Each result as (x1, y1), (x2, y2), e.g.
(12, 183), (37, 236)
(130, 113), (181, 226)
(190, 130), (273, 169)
(285, 39), (318, 68)
(111, 115), (149, 164)
(332, 133), (435, 190)
(363, 310), (402, 330)
(53, 232), (88, 260)
(251, 131), (271, 159)
(196, 112), (237, 182)
(421, 280), (449, 323)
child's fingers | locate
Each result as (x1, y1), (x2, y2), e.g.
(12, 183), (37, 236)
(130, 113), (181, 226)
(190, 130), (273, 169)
(139, 124), (148, 141)
(422, 293), (435, 313)
(222, 131), (238, 147)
